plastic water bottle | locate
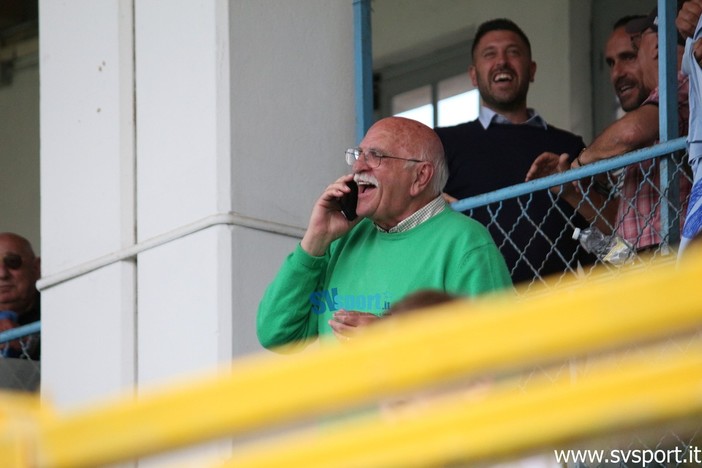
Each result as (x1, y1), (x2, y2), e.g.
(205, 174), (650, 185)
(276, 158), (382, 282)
(572, 227), (634, 266)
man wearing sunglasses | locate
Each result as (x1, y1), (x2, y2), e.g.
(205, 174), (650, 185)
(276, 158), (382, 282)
(0, 232), (41, 360)
(257, 117), (511, 350)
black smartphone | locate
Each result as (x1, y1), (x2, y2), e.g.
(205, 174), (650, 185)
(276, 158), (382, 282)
(339, 180), (358, 221)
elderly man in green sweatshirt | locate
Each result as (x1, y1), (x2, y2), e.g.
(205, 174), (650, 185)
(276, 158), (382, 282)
(257, 116), (511, 351)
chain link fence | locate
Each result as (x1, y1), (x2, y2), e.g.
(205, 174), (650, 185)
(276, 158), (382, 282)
(455, 141), (692, 292)
(0, 322), (40, 392)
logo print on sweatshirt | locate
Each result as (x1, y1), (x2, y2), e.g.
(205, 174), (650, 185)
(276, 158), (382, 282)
(309, 288), (392, 315)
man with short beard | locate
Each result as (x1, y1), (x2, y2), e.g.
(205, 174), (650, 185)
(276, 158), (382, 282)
(436, 18), (590, 286)
(257, 117), (511, 351)
(606, 15), (651, 113)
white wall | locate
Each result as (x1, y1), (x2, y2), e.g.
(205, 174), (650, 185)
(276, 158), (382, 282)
(134, 0), (234, 390)
(40, 0), (136, 408)
(39, 0), (354, 417)
(227, 0), (353, 355)
(229, 0), (353, 226)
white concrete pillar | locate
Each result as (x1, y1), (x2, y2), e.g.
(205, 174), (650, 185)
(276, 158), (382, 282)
(39, 0), (355, 427)
(40, 0), (137, 408)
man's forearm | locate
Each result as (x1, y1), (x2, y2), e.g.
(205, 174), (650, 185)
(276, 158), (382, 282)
(578, 104), (659, 165)
(256, 245), (326, 350)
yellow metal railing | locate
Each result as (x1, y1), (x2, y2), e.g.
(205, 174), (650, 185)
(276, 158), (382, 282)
(1, 247), (701, 467)
(220, 341), (702, 467)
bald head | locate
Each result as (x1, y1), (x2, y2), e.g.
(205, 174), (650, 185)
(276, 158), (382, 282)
(367, 117), (448, 194)
(0, 233), (35, 257)
(372, 117), (443, 156)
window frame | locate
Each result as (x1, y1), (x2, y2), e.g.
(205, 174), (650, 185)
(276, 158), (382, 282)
(374, 41), (475, 128)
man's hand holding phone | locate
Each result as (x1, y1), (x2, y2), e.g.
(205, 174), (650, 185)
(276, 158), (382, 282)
(339, 179), (358, 221)
(301, 174), (362, 256)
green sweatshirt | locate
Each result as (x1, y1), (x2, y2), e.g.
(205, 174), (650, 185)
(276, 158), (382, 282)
(257, 208), (512, 349)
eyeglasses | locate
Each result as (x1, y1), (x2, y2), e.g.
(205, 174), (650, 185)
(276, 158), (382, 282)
(345, 148), (424, 168)
(2, 254), (22, 271)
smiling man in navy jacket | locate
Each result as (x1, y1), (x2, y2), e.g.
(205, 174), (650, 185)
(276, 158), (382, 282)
(436, 18), (592, 285)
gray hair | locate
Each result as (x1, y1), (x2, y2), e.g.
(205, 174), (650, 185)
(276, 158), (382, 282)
(410, 145), (448, 197)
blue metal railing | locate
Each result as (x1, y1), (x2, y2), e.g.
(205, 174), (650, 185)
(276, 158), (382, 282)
(451, 138), (687, 212)
(658, 0), (683, 246)
(0, 321), (40, 392)
(0, 321), (40, 345)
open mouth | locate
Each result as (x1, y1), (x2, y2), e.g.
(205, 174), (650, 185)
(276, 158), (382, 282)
(357, 181), (377, 196)
(354, 175), (378, 196)
(492, 72), (514, 83)
(615, 77), (636, 98)
(616, 83), (633, 97)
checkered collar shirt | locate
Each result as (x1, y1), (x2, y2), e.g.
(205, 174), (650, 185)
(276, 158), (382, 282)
(375, 195), (446, 233)
(478, 106), (548, 130)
